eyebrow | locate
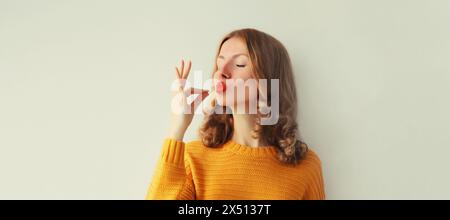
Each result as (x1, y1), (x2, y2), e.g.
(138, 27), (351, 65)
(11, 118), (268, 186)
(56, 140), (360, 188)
(218, 53), (249, 59)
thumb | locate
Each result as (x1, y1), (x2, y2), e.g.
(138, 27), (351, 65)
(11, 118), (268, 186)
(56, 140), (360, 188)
(190, 91), (210, 113)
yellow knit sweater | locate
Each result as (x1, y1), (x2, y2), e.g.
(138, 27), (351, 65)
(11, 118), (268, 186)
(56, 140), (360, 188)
(146, 138), (325, 200)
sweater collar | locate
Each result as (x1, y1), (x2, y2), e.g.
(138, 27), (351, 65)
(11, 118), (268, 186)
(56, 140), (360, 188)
(222, 139), (278, 157)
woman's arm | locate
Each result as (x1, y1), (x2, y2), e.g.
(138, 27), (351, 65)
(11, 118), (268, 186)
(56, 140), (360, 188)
(302, 150), (326, 200)
(145, 138), (195, 200)
(146, 60), (208, 200)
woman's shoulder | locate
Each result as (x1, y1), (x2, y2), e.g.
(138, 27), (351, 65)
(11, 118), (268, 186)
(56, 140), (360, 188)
(296, 143), (323, 172)
(303, 145), (322, 164)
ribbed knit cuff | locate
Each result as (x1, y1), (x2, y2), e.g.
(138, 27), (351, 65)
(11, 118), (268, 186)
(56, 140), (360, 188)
(161, 138), (185, 165)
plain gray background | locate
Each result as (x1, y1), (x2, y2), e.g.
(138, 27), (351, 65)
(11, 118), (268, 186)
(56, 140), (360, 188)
(1, 0), (449, 199)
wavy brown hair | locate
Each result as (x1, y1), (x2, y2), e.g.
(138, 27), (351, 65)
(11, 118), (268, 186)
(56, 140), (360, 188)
(199, 28), (308, 165)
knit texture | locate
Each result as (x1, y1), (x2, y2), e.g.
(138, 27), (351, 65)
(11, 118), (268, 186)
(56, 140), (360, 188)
(146, 138), (325, 200)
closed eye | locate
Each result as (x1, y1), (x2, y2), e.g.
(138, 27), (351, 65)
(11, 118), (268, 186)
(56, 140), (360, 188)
(236, 64), (246, 68)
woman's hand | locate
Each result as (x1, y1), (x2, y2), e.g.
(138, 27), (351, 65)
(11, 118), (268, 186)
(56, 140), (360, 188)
(168, 59), (210, 141)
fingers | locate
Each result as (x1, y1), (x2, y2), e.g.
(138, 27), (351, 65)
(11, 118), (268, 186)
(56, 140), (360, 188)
(174, 59), (193, 92)
(201, 89), (217, 115)
(190, 91), (210, 113)
(175, 67), (181, 79)
(180, 60), (185, 78)
(183, 60), (191, 79)
(185, 87), (209, 96)
(175, 59), (192, 79)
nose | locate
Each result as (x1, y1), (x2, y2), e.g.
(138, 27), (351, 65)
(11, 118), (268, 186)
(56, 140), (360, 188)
(218, 71), (231, 80)
(217, 64), (231, 80)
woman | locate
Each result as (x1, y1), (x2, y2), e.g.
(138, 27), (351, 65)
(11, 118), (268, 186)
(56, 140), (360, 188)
(146, 28), (325, 200)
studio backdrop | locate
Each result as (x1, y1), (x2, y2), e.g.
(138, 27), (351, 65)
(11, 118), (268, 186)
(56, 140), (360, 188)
(1, 0), (449, 199)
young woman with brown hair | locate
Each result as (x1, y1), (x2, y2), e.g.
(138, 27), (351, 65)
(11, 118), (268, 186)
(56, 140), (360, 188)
(146, 28), (325, 200)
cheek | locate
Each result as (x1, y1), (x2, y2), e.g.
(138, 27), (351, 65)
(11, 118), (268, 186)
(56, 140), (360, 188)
(233, 69), (254, 80)
(233, 81), (259, 106)
(246, 86), (259, 101)
(242, 85), (259, 107)
(233, 71), (257, 102)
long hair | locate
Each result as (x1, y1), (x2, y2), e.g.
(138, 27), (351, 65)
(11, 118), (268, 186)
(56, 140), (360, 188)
(199, 28), (308, 165)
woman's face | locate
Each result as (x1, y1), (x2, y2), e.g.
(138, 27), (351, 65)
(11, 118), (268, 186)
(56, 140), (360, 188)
(214, 37), (258, 111)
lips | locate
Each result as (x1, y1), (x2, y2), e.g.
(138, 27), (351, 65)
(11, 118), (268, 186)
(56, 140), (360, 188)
(215, 81), (226, 93)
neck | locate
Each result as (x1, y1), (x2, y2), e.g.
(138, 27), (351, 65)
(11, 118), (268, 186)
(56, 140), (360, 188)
(230, 113), (267, 148)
